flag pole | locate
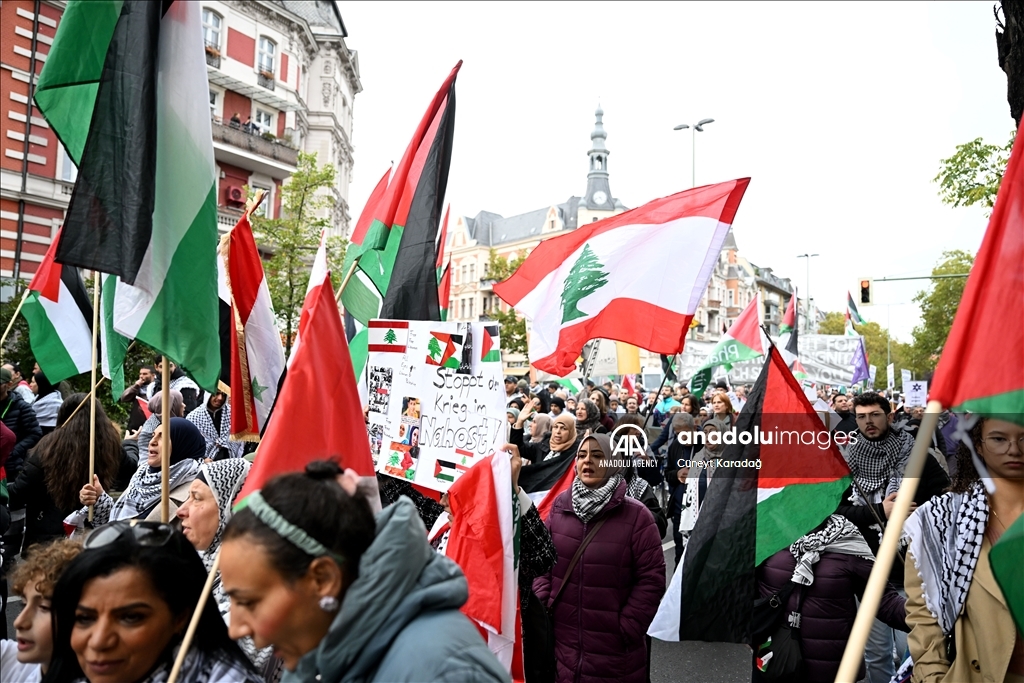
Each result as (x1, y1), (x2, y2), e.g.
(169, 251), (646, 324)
(0, 288), (31, 361)
(641, 353), (677, 431)
(835, 398), (944, 682)
(160, 363), (171, 523)
(334, 258), (360, 305)
(63, 340), (136, 424)
(87, 275), (101, 522)
(167, 549), (220, 683)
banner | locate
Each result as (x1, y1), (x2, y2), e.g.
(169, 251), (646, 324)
(887, 363), (896, 392)
(904, 380), (928, 407)
(869, 365), (877, 387)
(367, 319), (506, 492)
(685, 335), (862, 388)
(901, 368), (913, 392)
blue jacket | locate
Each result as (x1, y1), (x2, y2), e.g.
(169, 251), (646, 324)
(285, 498), (509, 683)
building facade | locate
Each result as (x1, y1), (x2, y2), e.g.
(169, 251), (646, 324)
(1, 0), (359, 290)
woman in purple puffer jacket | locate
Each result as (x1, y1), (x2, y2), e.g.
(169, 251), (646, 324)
(533, 433), (666, 683)
(756, 514), (909, 683)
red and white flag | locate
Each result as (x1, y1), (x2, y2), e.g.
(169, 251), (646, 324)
(221, 215), (286, 439)
(446, 453), (523, 680)
(622, 373), (636, 397)
(494, 180), (750, 375)
(237, 240), (375, 501)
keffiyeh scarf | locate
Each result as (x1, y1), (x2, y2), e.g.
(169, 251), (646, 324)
(902, 481), (988, 635)
(187, 400), (244, 461)
(626, 474), (650, 502)
(572, 474), (623, 523)
(788, 514), (874, 585)
(843, 427), (913, 504)
(72, 644), (262, 683)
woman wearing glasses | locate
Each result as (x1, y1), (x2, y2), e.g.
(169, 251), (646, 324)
(217, 460), (507, 682)
(43, 521), (260, 683)
(903, 417), (1024, 683)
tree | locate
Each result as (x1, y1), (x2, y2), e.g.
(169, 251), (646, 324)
(906, 250), (974, 376)
(934, 132), (1015, 214)
(251, 152), (346, 359)
(427, 335), (442, 360)
(818, 311), (915, 389)
(384, 328), (399, 345)
(560, 244), (608, 324)
(485, 249), (530, 357)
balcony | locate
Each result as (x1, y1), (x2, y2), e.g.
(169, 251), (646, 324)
(257, 72), (275, 91)
(205, 42), (220, 68)
(217, 207), (242, 233)
(211, 120), (297, 178)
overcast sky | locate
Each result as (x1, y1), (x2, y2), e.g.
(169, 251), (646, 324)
(339, 1), (1011, 343)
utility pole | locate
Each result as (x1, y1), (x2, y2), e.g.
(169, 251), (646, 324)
(796, 254), (818, 333)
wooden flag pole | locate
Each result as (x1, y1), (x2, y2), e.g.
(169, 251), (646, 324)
(167, 550), (220, 683)
(834, 399), (944, 682)
(63, 340), (136, 424)
(0, 288), (31, 361)
(87, 276), (101, 522)
(160, 364), (171, 523)
(334, 259), (360, 306)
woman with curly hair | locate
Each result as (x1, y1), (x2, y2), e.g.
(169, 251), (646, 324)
(7, 396), (122, 552)
(903, 416), (1024, 683)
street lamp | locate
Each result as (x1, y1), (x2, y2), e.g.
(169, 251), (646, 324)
(796, 253), (819, 333)
(673, 118), (715, 188)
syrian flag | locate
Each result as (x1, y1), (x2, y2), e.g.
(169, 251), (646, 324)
(779, 288), (797, 335)
(649, 346), (851, 642)
(21, 229), (92, 383)
(931, 128), (1024, 421)
(36, 1), (221, 389)
(341, 62), (461, 325)
(689, 294), (763, 395)
(493, 180), (750, 375)
(222, 214), (286, 440)
(846, 291), (866, 325)
(237, 236), (375, 503)
(446, 453), (523, 678)
(518, 450), (576, 521)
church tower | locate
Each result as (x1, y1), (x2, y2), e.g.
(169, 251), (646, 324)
(583, 106), (614, 210)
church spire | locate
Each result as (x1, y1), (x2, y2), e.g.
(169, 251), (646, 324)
(584, 105), (613, 209)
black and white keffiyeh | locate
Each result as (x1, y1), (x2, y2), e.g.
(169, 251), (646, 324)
(187, 396), (244, 461)
(572, 474), (623, 523)
(844, 427), (914, 504)
(902, 481), (988, 635)
(199, 459), (251, 578)
(72, 643), (262, 683)
(626, 474), (650, 502)
(788, 514), (873, 585)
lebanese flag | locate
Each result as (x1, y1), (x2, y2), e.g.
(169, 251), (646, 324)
(21, 228), (93, 383)
(931, 128), (1024, 420)
(494, 180), (750, 375)
(237, 244), (374, 502)
(518, 450), (576, 521)
(446, 453), (523, 680)
(223, 214), (286, 440)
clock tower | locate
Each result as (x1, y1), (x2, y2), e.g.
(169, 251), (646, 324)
(583, 106), (614, 211)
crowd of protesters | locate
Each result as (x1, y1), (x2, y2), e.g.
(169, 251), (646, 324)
(0, 358), (1020, 683)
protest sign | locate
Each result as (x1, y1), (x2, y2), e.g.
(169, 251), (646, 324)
(886, 363), (895, 391)
(904, 380), (928, 407)
(869, 365), (877, 387)
(367, 319), (507, 492)
(901, 368), (913, 392)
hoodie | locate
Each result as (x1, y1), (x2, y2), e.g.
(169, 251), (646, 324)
(284, 498), (508, 683)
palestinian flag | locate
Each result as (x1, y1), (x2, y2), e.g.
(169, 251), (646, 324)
(446, 453), (523, 678)
(99, 274), (130, 397)
(519, 449), (576, 521)
(689, 295), (763, 394)
(21, 229), (92, 383)
(931, 128), (1024, 422)
(367, 320), (409, 353)
(437, 206), (452, 321)
(481, 325), (501, 362)
(341, 62), (461, 325)
(847, 291), (865, 325)
(790, 359), (809, 381)
(992, 515), (1024, 632)
(779, 289), (797, 335)
(494, 180), (750, 375)
(426, 331), (462, 368)
(844, 310), (858, 337)
(649, 346), (851, 642)
(223, 214), (286, 440)
(35, 0), (220, 389)
(434, 459), (469, 484)
(661, 354), (678, 383)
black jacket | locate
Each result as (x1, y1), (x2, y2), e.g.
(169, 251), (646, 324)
(835, 451), (950, 587)
(7, 451), (69, 550)
(0, 392), (42, 481)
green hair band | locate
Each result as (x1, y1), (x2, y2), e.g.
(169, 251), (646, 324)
(246, 491), (344, 564)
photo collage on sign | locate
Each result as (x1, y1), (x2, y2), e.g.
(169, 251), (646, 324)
(384, 396), (421, 480)
(367, 366), (394, 464)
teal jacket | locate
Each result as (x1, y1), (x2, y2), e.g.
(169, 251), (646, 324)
(284, 497), (509, 683)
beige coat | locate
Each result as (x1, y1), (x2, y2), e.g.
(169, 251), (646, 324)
(906, 537), (1020, 683)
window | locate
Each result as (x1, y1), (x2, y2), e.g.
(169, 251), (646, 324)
(209, 90), (217, 114)
(727, 290), (734, 306)
(468, 298), (474, 318)
(460, 299), (466, 319)
(60, 146), (78, 183)
(469, 263), (475, 282)
(254, 109), (273, 135)
(258, 37), (276, 74)
(202, 9), (221, 49)
(461, 265), (468, 283)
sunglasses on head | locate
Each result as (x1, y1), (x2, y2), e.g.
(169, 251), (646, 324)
(84, 519), (175, 550)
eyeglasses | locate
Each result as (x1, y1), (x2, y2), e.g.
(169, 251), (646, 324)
(855, 412), (887, 421)
(981, 435), (1024, 455)
(84, 520), (175, 550)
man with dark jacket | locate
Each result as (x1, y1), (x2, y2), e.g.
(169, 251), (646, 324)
(155, 355), (201, 415)
(831, 392), (857, 437)
(120, 365), (156, 431)
(0, 367), (42, 483)
(835, 392), (949, 683)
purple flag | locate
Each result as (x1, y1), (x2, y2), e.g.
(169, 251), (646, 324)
(851, 337), (869, 386)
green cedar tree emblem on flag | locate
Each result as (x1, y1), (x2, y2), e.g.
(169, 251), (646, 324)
(561, 244), (609, 324)
(384, 328), (398, 345)
(427, 335), (443, 360)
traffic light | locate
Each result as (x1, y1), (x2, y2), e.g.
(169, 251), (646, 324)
(859, 278), (873, 305)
